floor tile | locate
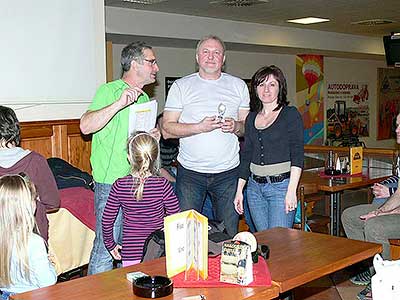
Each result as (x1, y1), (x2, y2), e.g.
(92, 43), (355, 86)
(302, 275), (334, 287)
(336, 285), (365, 300)
(294, 286), (342, 300)
(291, 270), (366, 300)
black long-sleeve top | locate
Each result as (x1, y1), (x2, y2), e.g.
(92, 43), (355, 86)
(239, 106), (304, 180)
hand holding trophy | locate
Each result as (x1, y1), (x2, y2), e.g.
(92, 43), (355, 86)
(217, 103), (226, 123)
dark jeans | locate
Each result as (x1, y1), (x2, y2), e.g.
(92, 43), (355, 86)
(202, 194), (216, 220)
(176, 164), (239, 237)
(1, 291), (12, 300)
(202, 187), (256, 233)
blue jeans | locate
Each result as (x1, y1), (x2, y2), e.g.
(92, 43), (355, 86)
(176, 165), (239, 237)
(242, 189), (256, 233)
(1, 291), (13, 300)
(246, 177), (295, 231)
(88, 182), (122, 275)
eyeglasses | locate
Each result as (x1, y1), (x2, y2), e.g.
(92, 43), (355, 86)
(143, 58), (158, 66)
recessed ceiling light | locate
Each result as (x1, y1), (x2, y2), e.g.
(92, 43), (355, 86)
(122, 0), (167, 4)
(210, 0), (269, 7)
(351, 19), (395, 26)
(287, 17), (330, 25)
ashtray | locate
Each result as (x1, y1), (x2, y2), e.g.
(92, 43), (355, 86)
(132, 276), (173, 298)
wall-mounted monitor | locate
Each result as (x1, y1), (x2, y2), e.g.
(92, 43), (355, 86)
(383, 35), (400, 67)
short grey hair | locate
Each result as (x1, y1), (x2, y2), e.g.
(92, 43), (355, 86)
(120, 41), (152, 73)
(195, 35), (226, 54)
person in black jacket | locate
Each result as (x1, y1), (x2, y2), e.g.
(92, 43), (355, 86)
(234, 65), (304, 231)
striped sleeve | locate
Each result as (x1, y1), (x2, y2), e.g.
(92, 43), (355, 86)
(102, 182), (121, 251)
(162, 179), (180, 215)
(380, 175), (399, 196)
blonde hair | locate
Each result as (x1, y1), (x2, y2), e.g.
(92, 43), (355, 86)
(127, 132), (160, 200)
(0, 174), (38, 287)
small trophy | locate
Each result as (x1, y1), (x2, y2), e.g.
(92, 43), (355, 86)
(217, 103), (226, 123)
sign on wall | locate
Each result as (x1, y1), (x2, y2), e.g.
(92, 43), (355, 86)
(377, 68), (400, 140)
(326, 82), (370, 142)
(296, 54), (324, 145)
(165, 77), (181, 97)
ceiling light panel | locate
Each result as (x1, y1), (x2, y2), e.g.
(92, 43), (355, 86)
(351, 19), (395, 26)
(210, 0), (269, 7)
(287, 17), (330, 25)
(122, 0), (168, 4)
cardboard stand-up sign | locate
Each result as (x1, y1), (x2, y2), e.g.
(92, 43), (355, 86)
(164, 210), (208, 280)
(350, 146), (363, 175)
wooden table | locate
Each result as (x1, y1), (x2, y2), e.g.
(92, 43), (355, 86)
(12, 228), (381, 300)
(301, 167), (392, 235)
(11, 258), (279, 300)
(255, 227), (382, 293)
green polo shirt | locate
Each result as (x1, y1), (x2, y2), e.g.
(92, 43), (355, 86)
(89, 79), (149, 184)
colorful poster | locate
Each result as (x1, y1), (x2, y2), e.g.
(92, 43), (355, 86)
(326, 82), (370, 144)
(377, 68), (400, 140)
(296, 55), (324, 145)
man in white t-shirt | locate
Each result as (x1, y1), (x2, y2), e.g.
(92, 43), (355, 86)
(162, 35), (250, 236)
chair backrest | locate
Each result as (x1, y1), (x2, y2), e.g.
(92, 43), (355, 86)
(297, 183), (319, 231)
(389, 239), (400, 260)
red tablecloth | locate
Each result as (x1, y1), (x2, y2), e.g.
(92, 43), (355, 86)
(59, 187), (95, 230)
(172, 255), (271, 288)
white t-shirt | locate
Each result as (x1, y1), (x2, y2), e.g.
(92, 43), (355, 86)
(164, 72), (250, 173)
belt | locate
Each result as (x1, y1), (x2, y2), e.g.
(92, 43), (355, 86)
(251, 172), (290, 184)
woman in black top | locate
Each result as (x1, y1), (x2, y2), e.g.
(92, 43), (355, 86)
(234, 65), (304, 231)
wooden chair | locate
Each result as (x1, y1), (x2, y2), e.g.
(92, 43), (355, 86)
(389, 239), (400, 260)
(294, 183), (330, 232)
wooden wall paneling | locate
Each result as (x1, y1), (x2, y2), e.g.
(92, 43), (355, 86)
(21, 138), (53, 159)
(20, 122), (54, 159)
(106, 41), (113, 83)
(19, 120), (92, 173)
(68, 135), (92, 174)
(52, 125), (69, 160)
(20, 123), (53, 140)
(67, 122), (92, 174)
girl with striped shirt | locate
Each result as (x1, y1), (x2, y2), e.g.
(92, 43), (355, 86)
(102, 132), (180, 267)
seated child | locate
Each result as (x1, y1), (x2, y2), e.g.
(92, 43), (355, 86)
(0, 174), (57, 299)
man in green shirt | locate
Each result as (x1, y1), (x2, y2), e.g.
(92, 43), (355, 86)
(80, 41), (160, 274)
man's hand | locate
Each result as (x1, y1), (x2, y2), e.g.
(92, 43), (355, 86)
(149, 127), (161, 142)
(221, 117), (237, 133)
(117, 87), (145, 109)
(360, 211), (379, 221)
(372, 183), (390, 198)
(198, 116), (222, 133)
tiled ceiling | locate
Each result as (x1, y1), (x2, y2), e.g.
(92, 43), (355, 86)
(105, 0), (400, 37)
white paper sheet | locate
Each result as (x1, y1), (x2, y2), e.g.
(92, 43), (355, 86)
(128, 100), (158, 134)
